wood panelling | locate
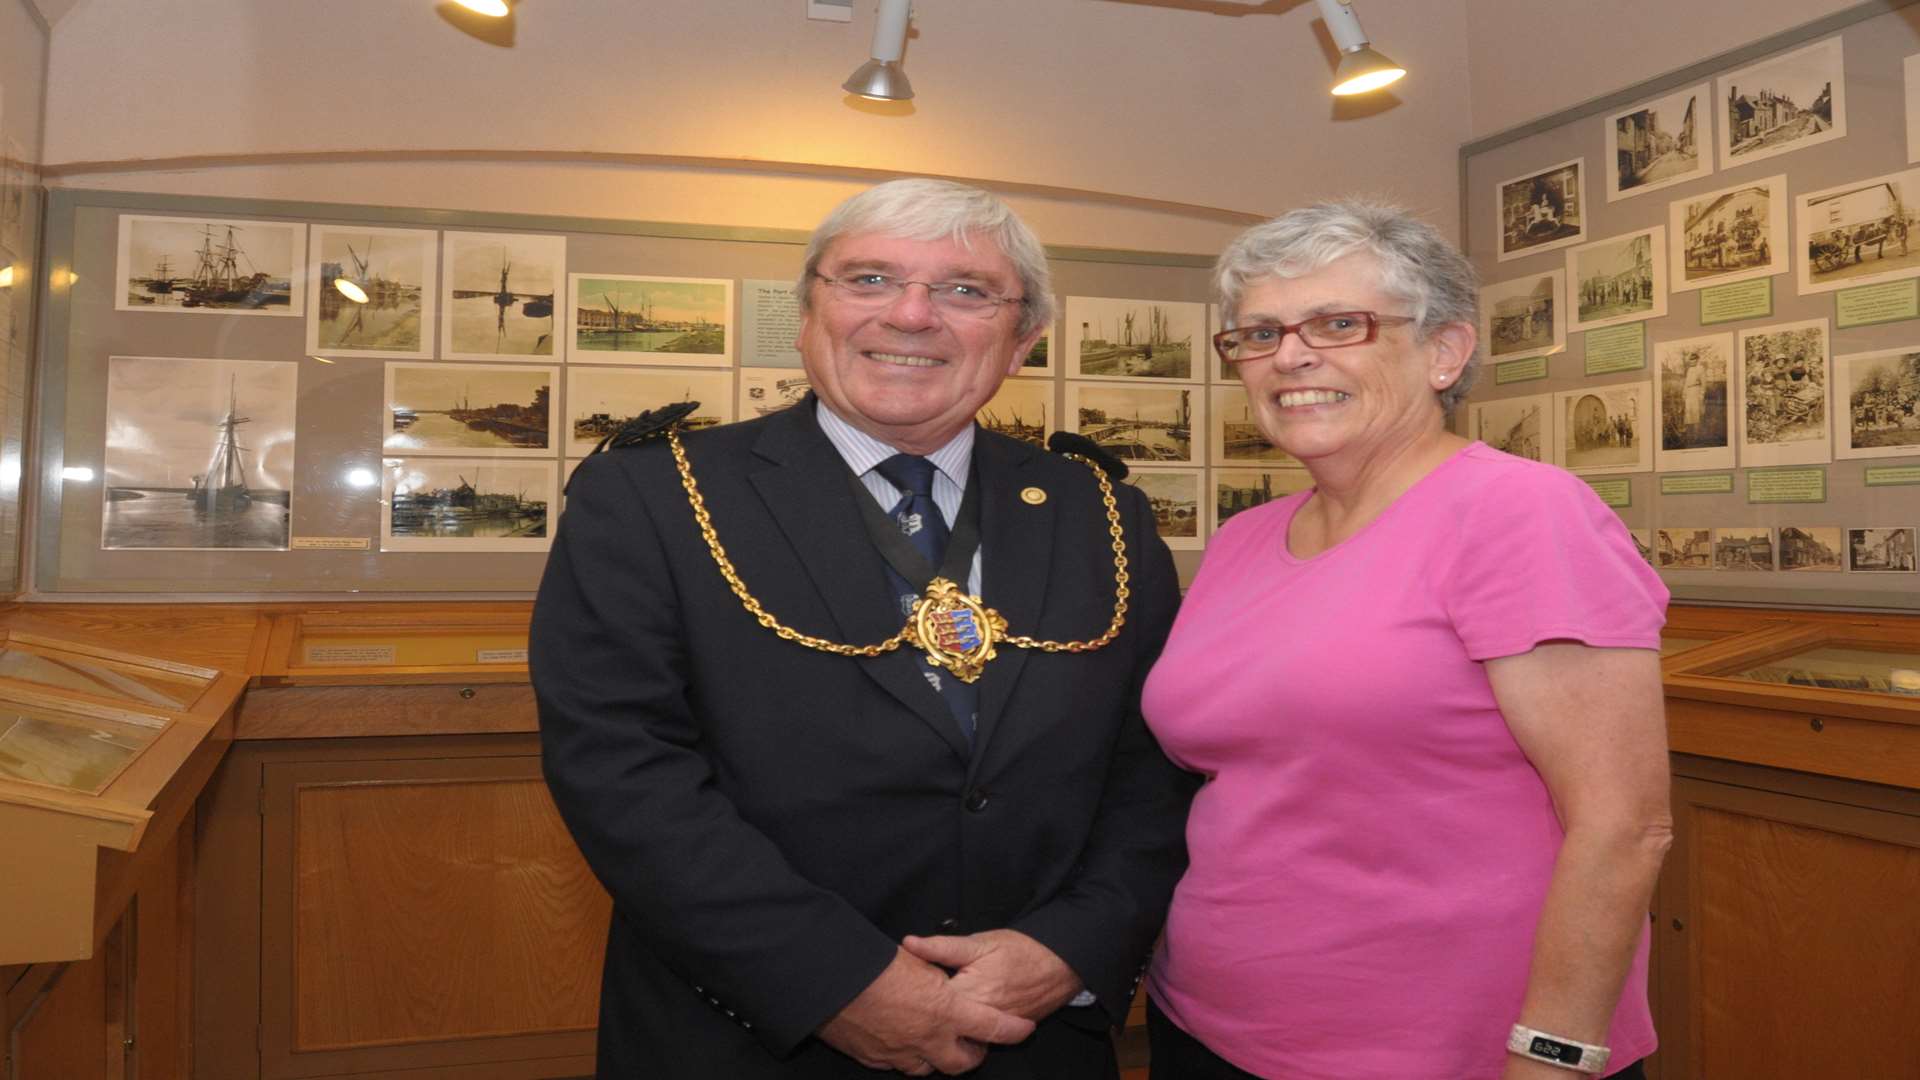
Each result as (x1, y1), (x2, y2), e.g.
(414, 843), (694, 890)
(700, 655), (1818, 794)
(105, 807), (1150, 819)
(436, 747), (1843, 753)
(7, 605), (271, 674)
(237, 683), (537, 740)
(1667, 697), (1920, 790)
(10, 920), (124, 1080)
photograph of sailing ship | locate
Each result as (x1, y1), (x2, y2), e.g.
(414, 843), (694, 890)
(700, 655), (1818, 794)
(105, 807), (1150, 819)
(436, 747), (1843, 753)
(307, 225), (435, 358)
(568, 274), (733, 366)
(1124, 470), (1203, 550)
(738, 368), (812, 419)
(1064, 383), (1199, 465)
(1213, 468), (1313, 533)
(384, 363), (555, 458)
(381, 458), (555, 552)
(101, 355), (295, 550)
(1210, 386), (1296, 464)
(978, 379), (1050, 447)
(565, 367), (733, 458)
(1016, 327), (1054, 377)
(115, 214), (304, 316)
(442, 231), (564, 360)
(1065, 296), (1203, 381)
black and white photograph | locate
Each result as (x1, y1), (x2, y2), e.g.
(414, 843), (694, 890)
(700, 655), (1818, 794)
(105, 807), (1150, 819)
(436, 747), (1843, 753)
(1655, 527), (1713, 569)
(1212, 468), (1313, 533)
(1607, 83), (1711, 201)
(1064, 296), (1203, 381)
(1908, 53), (1920, 164)
(1718, 37), (1846, 170)
(1797, 168), (1920, 295)
(1496, 158), (1585, 262)
(442, 231), (564, 360)
(1627, 529), (1655, 565)
(1669, 175), (1788, 292)
(115, 214), (305, 316)
(1017, 322), (1054, 378)
(380, 458), (555, 552)
(307, 225), (435, 359)
(102, 355), (296, 551)
(1849, 527), (1917, 572)
(1568, 226), (1666, 332)
(1469, 393), (1549, 463)
(384, 363), (556, 458)
(1124, 469), (1203, 550)
(1210, 386), (1294, 464)
(1834, 346), (1920, 460)
(1480, 270), (1565, 363)
(1736, 319), (1831, 468)
(1712, 526), (1776, 571)
(738, 368), (812, 419)
(565, 367), (733, 458)
(1063, 382), (1199, 465)
(567, 274), (733, 367)
(1779, 526), (1845, 572)
(1553, 381), (1651, 476)
(1653, 333), (1735, 473)
(978, 378), (1050, 447)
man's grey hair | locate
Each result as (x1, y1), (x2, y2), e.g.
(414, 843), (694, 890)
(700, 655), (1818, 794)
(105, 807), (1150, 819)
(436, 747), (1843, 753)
(798, 178), (1055, 338)
(1214, 200), (1481, 414)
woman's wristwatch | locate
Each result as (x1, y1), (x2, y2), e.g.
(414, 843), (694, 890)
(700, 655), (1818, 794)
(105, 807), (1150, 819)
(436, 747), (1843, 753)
(1507, 1024), (1612, 1074)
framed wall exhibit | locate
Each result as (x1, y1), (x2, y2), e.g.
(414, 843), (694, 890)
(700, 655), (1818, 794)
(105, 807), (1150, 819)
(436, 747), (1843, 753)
(1459, 0), (1920, 610)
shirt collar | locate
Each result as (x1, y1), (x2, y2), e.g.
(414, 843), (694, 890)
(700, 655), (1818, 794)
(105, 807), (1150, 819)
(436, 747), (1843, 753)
(815, 400), (974, 488)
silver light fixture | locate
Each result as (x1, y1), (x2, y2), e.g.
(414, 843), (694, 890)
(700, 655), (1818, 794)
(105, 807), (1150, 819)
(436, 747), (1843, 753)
(1315, 0), (1405, 97)
(842, 0), (914, 101)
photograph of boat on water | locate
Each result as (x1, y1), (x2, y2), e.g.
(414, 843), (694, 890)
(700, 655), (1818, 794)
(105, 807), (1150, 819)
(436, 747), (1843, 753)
(441, 231), (564, 361)
(384, 363), (556, 458)
(738, 368), (812, 419)
(115, 214), (306, 316)
(307, 225), (436, 359)
(1212, 467), (1313, 534)
(977, 378), (1051, 447)
(101, 355), (296, 551)
(380, 458), (555, 552)
(1064, 296), (1203, 382)
(1016, 324), (1054, 377)
(1124, 469), (1203, 550)
(1209, 385), (1296, 465)
(564, 367), (733, 458)
(567, 274), (733, 366)
(1063, 382), (1200, 465)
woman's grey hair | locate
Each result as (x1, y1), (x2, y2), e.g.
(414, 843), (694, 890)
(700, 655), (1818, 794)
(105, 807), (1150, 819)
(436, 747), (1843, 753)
(798, 178), (1055, 339)
(1215, 200), (1481, 414)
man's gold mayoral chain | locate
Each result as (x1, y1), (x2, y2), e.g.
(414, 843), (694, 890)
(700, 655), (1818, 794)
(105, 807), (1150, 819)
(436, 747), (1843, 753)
(666, 427), (1129, 684)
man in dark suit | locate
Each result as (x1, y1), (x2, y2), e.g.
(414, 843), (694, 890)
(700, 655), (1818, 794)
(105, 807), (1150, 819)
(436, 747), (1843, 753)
(532, 179), (1194, 1078)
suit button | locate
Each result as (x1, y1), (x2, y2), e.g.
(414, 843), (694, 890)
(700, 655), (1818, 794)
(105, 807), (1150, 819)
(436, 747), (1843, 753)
(964, 789), (990, 812)
(937, 917), (961, 932)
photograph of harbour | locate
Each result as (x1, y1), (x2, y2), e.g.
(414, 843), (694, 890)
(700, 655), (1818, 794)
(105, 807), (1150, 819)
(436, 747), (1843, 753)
(978, 379), (1049, 447)
(1606, 83), (1709, 202)
(1470, 393), (1549, 463)
(565, 367), (733, 458)
(1124, 470), (1202, 550)
(1210, 386), (1294, 464)
(1065, 383), (1199, 465)
(1480, 270), (1564, 362)
(307, 225), (435, 358)
(1835, 346), (1920, 459)
(569, 274), (733, 366)
(384, 363), (555, 457)
(102, 355), (296, 550)
(738, 368), (812, 419)
(1718, 37), (1845, 170)
(115, 214), (305, 316)
(1213, 468), (1313, 533)
(381, 458), (555, 552)
(442, 231), (564, 360)
(1065, 296), (1203, 381)
(1496, 158), (1585, 261)
(1016, 327), (1053, 377)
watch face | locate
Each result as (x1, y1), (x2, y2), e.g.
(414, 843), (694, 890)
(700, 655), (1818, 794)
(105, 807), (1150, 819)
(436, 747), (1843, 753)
(1530, 1036), (1583, 1065)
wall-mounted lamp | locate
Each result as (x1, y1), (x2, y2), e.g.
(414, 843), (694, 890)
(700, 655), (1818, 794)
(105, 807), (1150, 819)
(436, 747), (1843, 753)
(451, 0), (509, 16)
(1316, 0), (1405, 96)
(842, 0), (914, 101)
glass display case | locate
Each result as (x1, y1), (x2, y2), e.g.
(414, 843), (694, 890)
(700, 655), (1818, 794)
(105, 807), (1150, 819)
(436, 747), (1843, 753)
(261, 605), (531, 681)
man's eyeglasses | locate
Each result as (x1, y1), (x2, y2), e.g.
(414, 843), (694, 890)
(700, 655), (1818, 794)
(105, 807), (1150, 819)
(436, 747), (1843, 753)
(812, 271), (1026, 318)
(1213, 311), (1416, 363)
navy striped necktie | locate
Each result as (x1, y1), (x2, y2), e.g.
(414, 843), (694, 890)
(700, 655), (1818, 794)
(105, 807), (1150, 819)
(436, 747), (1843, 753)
(874, 453), (976, 744)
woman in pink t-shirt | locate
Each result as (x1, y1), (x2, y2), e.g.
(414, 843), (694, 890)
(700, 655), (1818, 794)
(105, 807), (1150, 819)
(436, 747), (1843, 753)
(1141, 203), (1671, 1080)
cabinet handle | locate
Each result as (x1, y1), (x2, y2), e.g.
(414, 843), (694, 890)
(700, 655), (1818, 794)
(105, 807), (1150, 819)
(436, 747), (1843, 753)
(1671, 918), (1684, 931)
(459, 687), (477, 700)
(1808, 717), (1824, 733)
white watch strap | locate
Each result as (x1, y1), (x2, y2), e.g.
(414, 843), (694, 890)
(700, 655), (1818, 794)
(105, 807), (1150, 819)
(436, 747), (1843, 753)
(1507, 1024), (1611, 1074)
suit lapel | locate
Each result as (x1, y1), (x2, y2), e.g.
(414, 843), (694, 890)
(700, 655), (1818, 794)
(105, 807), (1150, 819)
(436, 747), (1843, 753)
(971, 432), (1054, 764)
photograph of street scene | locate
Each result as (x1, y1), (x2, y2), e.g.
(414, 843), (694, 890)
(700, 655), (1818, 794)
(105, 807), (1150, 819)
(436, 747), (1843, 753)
(1670, 177), (1785, 291)
(1798, 168), (1920, 294)
(1719, 37), (1845, 169)
(1608, 83), (1709, 201)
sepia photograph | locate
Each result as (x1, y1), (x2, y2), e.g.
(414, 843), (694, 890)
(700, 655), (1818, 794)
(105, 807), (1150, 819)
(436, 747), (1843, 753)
(1064, 382), (1200, 465)
(1652, 333), (1735, 472)
(1849, 527), (1917, 572)
(1064, 296), (1203, 381)
(1124, 469), (1203, 550)
(1212, 468), (1312, 533)
(738, 368), (812, 419)
(1909, 54), (1920, 164)
(1017, 320), (1055, 377)
(1796, 168), (1920, 294)
(1469, 393), (1549, 463)
(565, 367), (733, 458)
(1626, 529), (1655, 565)
(1778, 526), (1845, 572)
(978, 378), (1051, 447)
(568, 274), (733, 366)
(1834, 346), (1920, 460)
(306, 225), (435, 358)
(1718, 36), (1846, 170)
(115, 214), (305, 316)
(102, 355), (296, 551)
(1568, 226), (1667, 332)
(1668, 175), (1788, 292)
(1480, 270), (1565, 363)
(384, 363), (556, 458)
(1496, 158), (1586, 262)
(1553, 381), (1651, 476)
(381, 458), (555, 552)
(1712, 526), (1776, 571)
(442, 231), (564, 360)
(1655, 527), (1713, 569)
(1736, 319), (1831, 467)
(1209, 386), (1294, 465)
(1607, 83), (1711, 201)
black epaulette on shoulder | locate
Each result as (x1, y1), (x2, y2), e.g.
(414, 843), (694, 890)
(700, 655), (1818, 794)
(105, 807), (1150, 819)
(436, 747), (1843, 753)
(1046, 430), (1129, 481)
(569, 400), (702, 493)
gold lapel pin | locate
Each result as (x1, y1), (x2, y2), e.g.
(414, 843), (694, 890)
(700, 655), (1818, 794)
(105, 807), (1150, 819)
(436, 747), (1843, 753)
(1020, 487), (1047, 505)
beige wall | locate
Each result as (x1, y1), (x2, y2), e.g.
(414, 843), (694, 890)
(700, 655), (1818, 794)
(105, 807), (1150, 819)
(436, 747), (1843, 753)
(1, 0), (47, 595)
